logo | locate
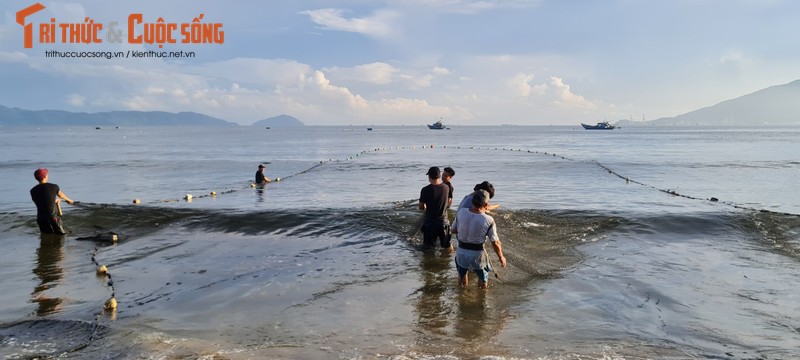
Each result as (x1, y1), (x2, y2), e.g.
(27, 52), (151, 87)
(16, 3), (45, 48)
(16, 3), (224, 49)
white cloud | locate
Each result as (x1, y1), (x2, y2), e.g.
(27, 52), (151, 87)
(548, 77), (596, 109)
(307, 70), (368, 110)
(301, 8), (399, 37)
(0, 51), (28, 62)
(146, 86), (166, 95)
(66, 94), (85, 106)
(325, 62), (398, 84)
(0, 44), (615, 124)
(715, 50), (755, 79)
(509, 73), (534, 97)
(531, 83), (547, 96)
(40, 2), (88, 21)
(431, 66), (451, 75)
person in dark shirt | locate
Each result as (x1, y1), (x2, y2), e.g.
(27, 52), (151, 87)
(255, 164), (272, 184)
(30, 168), (75, 235)
(443, 167), (455, 208)
(419, 166), (451, 252)
(442, 167), (456, 245)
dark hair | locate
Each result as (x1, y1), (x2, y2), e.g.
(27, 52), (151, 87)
(471, 190), (489, 208)
(443, 167), (455, 177)
(426, 166), (441, 178)
(473, 181), (495, 199)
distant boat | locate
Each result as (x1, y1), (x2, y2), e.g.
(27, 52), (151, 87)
(367, 127), (373, 131)
(581, 121), (616, 130)
(428, 119), (446, 130)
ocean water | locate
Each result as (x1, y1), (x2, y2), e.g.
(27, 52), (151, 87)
(0, 125), (798, 359)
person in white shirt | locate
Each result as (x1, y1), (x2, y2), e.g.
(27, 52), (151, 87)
(451, 190), (506, 289)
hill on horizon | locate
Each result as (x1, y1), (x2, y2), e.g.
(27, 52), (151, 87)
(616, 79), (800, 126)
(250, 114), (304, 127)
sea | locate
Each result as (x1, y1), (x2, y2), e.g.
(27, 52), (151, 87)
(0, 125), (798, 360)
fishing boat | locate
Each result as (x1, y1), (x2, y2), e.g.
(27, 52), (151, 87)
(581, 121), (616, 130)
(428, 118), (445, 130)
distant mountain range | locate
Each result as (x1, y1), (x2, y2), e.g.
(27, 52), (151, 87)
(4, 80), (800, 127)
(0, 105), (306, 127)
(0, 105), (236, 126)
(616, 79), (800, 126)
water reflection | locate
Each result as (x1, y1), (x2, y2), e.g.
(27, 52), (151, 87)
(256, 184), (267, 202)
(454, 289), (487, 341)
(413, 250), (512, 357)
(414, 253), (452, 337)
(31, 233), (65, 316)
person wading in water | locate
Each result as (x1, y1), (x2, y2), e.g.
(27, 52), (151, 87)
(451, 190), (506, 289)
(30, 168), (75, 235)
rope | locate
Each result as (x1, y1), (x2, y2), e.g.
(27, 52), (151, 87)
(80, 143), (796, 216)
(447, 145), (798, 217)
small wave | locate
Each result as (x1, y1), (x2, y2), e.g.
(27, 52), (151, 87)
(740, 211), (800, 260)
(0, 319), (105, 359)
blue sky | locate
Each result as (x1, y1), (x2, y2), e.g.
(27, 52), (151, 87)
(1, 0), (799, 125)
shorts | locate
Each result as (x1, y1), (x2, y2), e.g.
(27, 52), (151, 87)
(454, 247), (491, 283)
(421, 222), (451, 249)
(455, 261), (491, 284)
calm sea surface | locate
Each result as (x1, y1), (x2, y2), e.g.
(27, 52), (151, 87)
(1, 125), (798, 359)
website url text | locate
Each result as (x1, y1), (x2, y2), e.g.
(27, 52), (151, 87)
(44, 50), (196, 59)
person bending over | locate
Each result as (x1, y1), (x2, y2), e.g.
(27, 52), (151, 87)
(451, 190), (506, 289)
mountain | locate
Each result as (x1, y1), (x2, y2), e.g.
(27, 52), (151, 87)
(251, 114), (304, 127)
(616, 80), (800, 126)
(0, 105), (236, 126)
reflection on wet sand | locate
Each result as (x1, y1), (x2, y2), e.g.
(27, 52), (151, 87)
(454, 289), (487, 341)
(414, 252), (452, 338)
(31, 233), (65, 316)
(412, 250), (512, 357)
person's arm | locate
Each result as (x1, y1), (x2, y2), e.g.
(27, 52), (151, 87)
(57, 191), (75, 205)
(418, 201), (425, 210)
(490, 240), (506, 267)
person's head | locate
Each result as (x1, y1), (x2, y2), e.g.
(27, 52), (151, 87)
(473, 181), (495, 199)
(442, 167), (455, 182)
(426, 166), (441, 181)
(34, 168), (48, 183)
(258, 164), (266, 171)
(471, 189), (490, 210)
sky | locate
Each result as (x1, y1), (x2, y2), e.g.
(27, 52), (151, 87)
(1, 0), (799, 126)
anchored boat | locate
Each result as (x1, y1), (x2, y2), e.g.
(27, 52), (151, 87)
(428, 119), (446, 130)
(581, 121), (616, 130)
